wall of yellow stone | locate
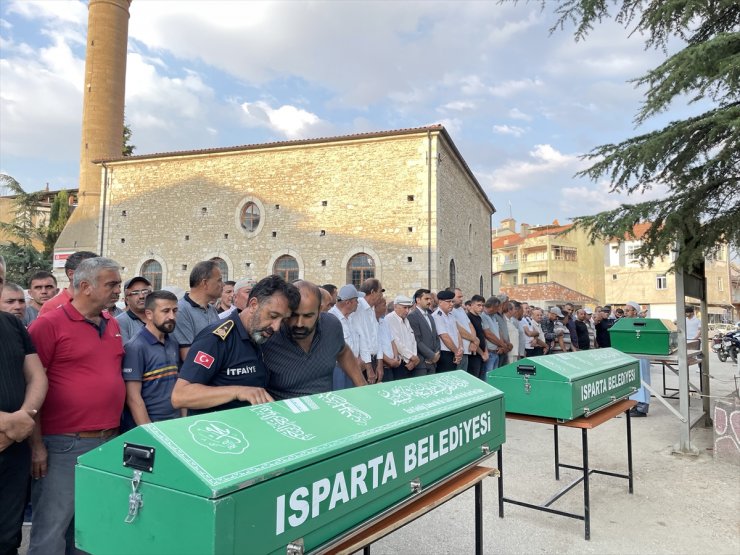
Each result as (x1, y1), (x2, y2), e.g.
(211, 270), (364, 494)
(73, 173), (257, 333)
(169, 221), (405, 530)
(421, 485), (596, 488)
(435, 138), (493, 297)
(100, 130), (494, 298)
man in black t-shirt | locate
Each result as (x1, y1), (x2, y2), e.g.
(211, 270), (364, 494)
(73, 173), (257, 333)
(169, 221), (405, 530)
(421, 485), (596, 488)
(0, 257), (48, 555)
(594, 306), (614, 348)
(574, 309), (591, 351)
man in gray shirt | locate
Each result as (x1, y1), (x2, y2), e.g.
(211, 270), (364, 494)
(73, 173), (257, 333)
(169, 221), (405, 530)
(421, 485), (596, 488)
(172, 260), (223, 360)
(263, 280), (366, 400)
(116, 276), (151, 344)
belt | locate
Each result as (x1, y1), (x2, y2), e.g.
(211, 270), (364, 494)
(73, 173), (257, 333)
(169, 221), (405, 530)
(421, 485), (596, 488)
(63, 428), (118, 439)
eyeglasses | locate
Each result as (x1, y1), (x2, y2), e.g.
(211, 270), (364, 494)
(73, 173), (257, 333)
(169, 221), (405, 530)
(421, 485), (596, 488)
(127, 289), (152, 297)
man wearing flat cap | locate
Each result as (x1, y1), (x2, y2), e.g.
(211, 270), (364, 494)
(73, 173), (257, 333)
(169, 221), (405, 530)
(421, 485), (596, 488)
(625, 301), (651, 417)
(385, 295), (422, 379)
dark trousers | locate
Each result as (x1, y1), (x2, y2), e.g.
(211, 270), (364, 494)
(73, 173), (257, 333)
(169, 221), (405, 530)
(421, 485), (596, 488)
(381, 366), (395, 382)
(0, 441), (30, 555)
(437, 351), (457, 372)
(393, 362), (430, 380)
(467, 354), (485, 380)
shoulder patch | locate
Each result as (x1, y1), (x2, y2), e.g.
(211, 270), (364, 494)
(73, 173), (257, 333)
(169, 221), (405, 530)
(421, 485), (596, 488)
(212, 319), (235, 340)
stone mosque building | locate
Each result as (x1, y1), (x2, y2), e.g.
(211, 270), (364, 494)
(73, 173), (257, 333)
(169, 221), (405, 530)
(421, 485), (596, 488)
(97, 127), (495, 296)
(55, 1), (496, 296)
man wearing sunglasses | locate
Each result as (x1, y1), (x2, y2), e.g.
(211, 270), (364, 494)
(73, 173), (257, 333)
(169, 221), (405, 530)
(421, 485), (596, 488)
(116, 277), (152, 344)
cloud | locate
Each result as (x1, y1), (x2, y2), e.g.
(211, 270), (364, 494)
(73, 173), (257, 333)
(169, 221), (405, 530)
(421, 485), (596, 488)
(240, 100), (325, 139)
(508, 108), (532, 121)
(439, 100), (476, 112)
(493, 124), (526, 137)
(0, 32), (84, 161)
(487, 144), (585, 192)
(435, 117), (463, 136)
(6, 0), (86, 26)
(489, 78), (544, 98)
(559, 179), (671, 217)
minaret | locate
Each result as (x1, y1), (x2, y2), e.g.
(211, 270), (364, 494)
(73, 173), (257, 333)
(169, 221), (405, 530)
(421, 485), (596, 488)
(54, 0), (131, 259)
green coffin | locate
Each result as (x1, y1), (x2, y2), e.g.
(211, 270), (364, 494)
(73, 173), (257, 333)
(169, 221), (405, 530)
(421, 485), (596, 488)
(609, 317), (678, 355)
(75, 371), (505, 555)
(487, 348), (639, 420)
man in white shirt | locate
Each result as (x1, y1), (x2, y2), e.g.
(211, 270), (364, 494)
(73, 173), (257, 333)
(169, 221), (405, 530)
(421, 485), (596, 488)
(375, 297), (400, 381)
(685, 306), (701, 347)
(433, 290), (462, 372)
(385, 295), (422, 379)
(330, 284), (362, 390)
(351, 278), (384, 383)
(451, 288), (478, 371)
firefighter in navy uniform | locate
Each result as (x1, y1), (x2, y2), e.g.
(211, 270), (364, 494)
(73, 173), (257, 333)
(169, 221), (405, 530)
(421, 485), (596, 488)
(171, 275), (301, 414)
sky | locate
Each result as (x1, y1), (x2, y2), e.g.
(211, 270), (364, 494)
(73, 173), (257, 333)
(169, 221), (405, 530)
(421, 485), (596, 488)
(0, 0), (696, 229)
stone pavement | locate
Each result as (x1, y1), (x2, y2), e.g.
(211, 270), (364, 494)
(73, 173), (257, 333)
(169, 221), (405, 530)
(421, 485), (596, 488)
(19, 356), (740, 554)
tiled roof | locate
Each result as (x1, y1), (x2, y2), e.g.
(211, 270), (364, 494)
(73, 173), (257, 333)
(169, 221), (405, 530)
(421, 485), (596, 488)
(492, 235), (524, 249)
(95, 125), (445, 163)
(610, 222), (652, 242)
(500, 281), (598, 304)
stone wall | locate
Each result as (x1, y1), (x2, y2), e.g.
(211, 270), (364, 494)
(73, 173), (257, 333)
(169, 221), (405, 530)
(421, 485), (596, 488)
(100, 129), (493, 298)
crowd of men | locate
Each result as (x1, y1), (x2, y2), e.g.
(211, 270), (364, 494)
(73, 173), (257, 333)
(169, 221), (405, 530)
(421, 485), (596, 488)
(1, 249), (677, 555)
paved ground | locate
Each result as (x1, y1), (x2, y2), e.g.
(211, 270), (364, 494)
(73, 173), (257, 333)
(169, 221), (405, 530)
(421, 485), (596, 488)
(20, 355), (740, 554)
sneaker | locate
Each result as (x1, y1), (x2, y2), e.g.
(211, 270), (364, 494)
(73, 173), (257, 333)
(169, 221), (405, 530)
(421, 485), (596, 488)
(629, 408), (647, 417)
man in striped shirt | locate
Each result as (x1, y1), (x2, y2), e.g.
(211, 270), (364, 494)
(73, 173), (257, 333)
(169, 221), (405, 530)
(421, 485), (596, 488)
(122, 290), (181, 429)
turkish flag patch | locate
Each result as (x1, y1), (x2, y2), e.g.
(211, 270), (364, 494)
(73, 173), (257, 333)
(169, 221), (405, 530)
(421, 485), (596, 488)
(194, 351), (215, 369)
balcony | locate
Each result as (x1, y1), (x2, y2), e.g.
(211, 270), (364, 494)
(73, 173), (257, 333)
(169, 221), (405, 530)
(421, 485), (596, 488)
(520, 258), (547, 273)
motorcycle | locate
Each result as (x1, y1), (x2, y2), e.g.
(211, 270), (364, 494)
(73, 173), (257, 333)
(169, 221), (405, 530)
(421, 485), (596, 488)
(715, 330), (740, 363)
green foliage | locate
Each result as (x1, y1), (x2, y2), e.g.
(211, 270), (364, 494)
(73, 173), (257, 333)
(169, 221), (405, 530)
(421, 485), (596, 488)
(542, 0), (740, 270)
(0, 241), (49, 287)
(0, 174), (51, 285)
(0, 174), (47, 248)
(123, 117), (136, 157)
(45, 189), (71, 256)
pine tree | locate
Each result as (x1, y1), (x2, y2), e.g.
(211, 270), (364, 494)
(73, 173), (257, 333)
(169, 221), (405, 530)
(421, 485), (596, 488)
(547, 0), (739, 270)
(45, 189), (71, 257)
(123, 116), (136, 157)
(0, 174), (51, 285)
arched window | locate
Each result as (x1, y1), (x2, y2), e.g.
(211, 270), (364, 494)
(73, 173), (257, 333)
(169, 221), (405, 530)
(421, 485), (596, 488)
(140, 259), (162, 290)
(347, 253), (375, 288)
(449, 259), (456, 289)
(273, 255), (299, 282)
(240, 201), (261, 232)
(211, 257), (228, 281)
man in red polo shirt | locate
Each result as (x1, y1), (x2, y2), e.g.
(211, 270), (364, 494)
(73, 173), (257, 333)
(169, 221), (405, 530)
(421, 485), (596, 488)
(28, 257), (125, 555)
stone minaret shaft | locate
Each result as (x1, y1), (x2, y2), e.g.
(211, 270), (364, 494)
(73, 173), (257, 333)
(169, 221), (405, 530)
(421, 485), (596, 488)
(55, 0), (131, 254)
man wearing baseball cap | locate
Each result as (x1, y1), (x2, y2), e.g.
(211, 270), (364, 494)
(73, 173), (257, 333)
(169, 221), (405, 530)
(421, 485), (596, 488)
(330, 284), (366, 388)
(116, 276), (152, 343)
(625, 301), (651, 417)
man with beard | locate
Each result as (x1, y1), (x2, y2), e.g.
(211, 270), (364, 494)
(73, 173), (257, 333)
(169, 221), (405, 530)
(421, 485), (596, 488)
(121, 291), (181, 430)
(172, 275), (300, 414)
(263, 281), (367, 400)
